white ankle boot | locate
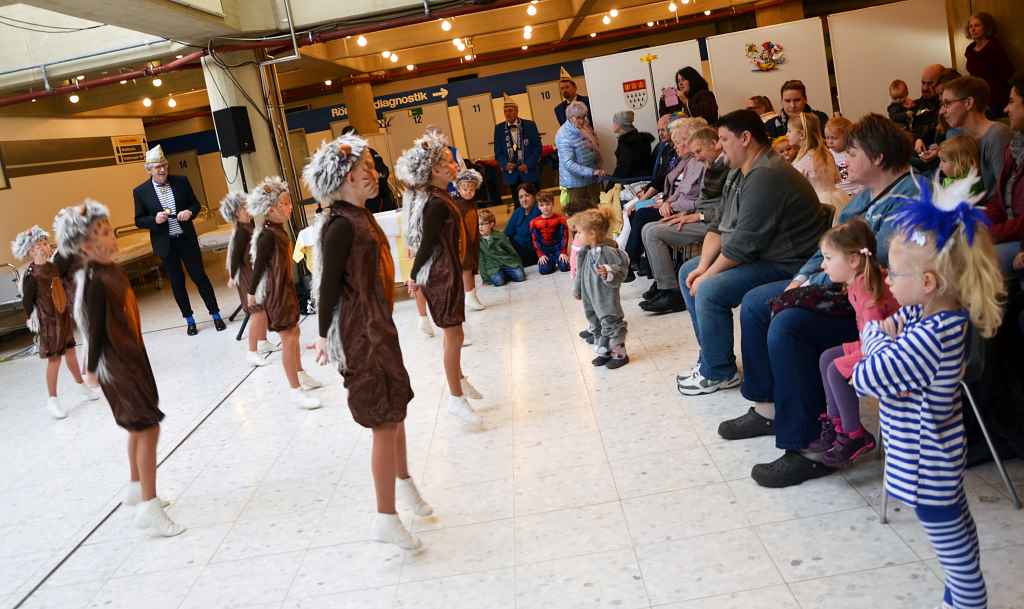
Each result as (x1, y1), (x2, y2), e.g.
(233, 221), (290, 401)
(46, 397), (67, 420)
(121, 481), (170, 508)
(76, 382), (101, 402)
(465, 290), (486, 311)
(134, 498), (185, 537)
(257, 339), (281, 354)
(418, 316), (435, 337)
(246, 351), (269, 367)
(371, 513), (422, 551)
(291, 388), (322, 410)
(297, 371), (323, 390)
(447, 395), (482, 429)
(397, 477), (433, 517)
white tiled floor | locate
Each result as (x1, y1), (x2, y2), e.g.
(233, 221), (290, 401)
(3, 260), (1023, 609)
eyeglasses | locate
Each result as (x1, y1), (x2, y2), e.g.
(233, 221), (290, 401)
(939, 97), (967, 109)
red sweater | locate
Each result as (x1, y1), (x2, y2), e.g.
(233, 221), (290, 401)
(984, 141), (1024, 244)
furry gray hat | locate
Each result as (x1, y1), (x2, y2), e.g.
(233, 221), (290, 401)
(219, 191), (249, 223)
(395, 129), (450, 188)
(455, 168), (483, 187)
(54, 199), (110, 256)
(11, 225), (50, 261)
(246, 176), (288, 218)
(302, 134), (369, 203)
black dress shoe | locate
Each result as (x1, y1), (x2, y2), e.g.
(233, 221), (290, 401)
(214, 318), (227, 331)
(639, 290), (685, 314)
(186, 323), (198, 336)
(641, 282), (659, 302)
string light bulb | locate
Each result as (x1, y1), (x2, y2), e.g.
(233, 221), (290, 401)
(440, 19), (452, 31)
(142, 97), (152, 107)
(356, 35), (367, 47)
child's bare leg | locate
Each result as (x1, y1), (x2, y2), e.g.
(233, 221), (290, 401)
(442, 325), (464, 396)
(462, 270), (475, 293)
(372, 423), (398, 513)
(280, 326), (301, 388)
(415, 291), (429, 317)
(135, 425), (160, 501)
(63, 350), (85, 384)
(395, 421), (411, 480)
(250, 311), (268, 350)
(46, 357), (60, 397)
(128, 431), (141, 483)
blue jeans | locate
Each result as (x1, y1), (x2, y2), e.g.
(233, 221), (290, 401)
(538, 250), (570, 275)
(677, 257), (794, 381)
(739, 280), (859, 450)
(489, 266), (526, 286)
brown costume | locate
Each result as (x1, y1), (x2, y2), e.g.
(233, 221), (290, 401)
(83, 262), (163, 431)
(410, 187), (466, 328)
(228, 220), (263, 314)
(452, 195), (480, 274)
(318, 202), (414, 428)
(21, 262), (76, 358)
(249, 222), (299, 332)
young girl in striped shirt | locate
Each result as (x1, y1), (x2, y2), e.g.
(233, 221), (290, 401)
(853, 172), (1004, 609)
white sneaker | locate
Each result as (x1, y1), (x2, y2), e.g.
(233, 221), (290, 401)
(297, 371), (324, 390)
(257, 339), (281, 354)
(46, 397), (67, 420)
(246, 351), (269, 367)
(76, 382), (101, 402)
(447, 395), (482, 429)
(134, 498), (185, 537)
(371, 513), (422, 551)
(291, 388), (322, 410)
(418, 316), (435, 337)
(397, 477), (434, 517)
(120, 481), (170, 508)
(461, 324), (473, 347)
(676, 368), (742, 396)
(675, 362), (701, 384)
(465, 290), (486, 311)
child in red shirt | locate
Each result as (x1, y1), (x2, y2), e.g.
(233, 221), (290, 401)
(530, 191), (570, 275)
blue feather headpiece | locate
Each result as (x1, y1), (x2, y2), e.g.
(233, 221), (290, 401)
(892, 168), (990, 251)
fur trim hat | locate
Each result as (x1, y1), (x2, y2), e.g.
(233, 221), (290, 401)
(302, 134), (370, 203)
(395, 130), (450, 189)
(218, 191), (249, 223)
(54, 199), (110, 256)
(10, 225), (49, 260)
(455, 168), (483, 187)
(246, 176), (289, 218)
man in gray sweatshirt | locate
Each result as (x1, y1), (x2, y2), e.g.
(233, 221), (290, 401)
(677, 109), (832, 396)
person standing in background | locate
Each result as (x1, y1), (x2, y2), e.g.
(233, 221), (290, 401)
(493, 95), (541, 201)
(965, 12), (1015, 119)
(658, 67), (719, 124)
(555, 67), (591, 127)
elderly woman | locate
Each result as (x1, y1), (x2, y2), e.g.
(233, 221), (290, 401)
(611, 110), (655, 180)
(556, 100), (606, 215)
(720, 114), (920, 488)
(623, 117), (707, 278)
(965, 12), (1015, 118)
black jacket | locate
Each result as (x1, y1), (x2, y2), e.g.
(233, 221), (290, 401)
(765, 105), (830, 139)
(613, 130), (656, 179)
(133, 174), (202, 258)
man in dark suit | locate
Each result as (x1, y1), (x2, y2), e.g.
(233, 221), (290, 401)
(554, 67), (591, 127)
(493, 95), (541, 199)
(133, 145), (224, 336)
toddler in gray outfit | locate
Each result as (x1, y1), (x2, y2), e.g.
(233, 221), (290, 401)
(572, 208), (630, 368)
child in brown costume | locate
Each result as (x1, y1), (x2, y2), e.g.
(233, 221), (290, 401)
(453, 168), (486, 311)
(12, 226), (100, 419)
(398, 131), (486, 429)
(246, 177), (324, 409)
(54, 201), (183, 537)
(306, 134), (432, 551)
(220, 191), (279, 367)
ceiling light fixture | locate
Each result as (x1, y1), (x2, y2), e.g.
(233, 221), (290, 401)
(464, 54), (473, 61)
(610, 8), (619, 17)
(590, 32), (597, 37)
(152, 78), (162, 87)
(324, 79), (332, 86)
(168, 97), (177, 108)
(441, 19), (452, 31)
(69, 94), (80, 103)
(356, 35), (367, 47)
(668, 2), (677, 12)
(527, 4), (536, 15)
(523, 30), (532, 40)
(704, 9), (711, 15)
(390, 54), (399, 63)
(142, 97), (152, 107)
(602, 15), (611, 25)
(76, 75), (85, 81)
(683, 0), (690, 3)
(119, 79), (128, 85)
(175, 54), (184, 59)
(521, 45), (528, 50)
(647, 21), (655, 27)
(31, 98), (37, 103)
(381, 50), (391, 58)
(406, 64), (415, 71)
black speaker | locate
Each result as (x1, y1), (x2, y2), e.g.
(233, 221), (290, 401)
(212, 106), (254, 158)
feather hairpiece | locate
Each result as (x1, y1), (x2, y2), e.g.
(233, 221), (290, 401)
(10, 225), (49, 260)
(892, 168), (990, 251)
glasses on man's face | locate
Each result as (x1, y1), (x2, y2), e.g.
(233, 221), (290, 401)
(939, 97), (967, 109)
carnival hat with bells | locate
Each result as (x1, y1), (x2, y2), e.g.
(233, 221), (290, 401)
(145, 145), (166, 165)
(559, 66), (573, 82)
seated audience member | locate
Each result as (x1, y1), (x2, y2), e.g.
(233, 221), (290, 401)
(886, 79), (916, 132)
(965, 11), (1015, 119)
(825, 116), (862, 199)
(611, 111), (656, 180)
(720, 114), (918, 488)
(639, 126), (728, 314)
(939, 76), (1012, 199)
(658, 67), (719, 123)
(624, 118), (707, 276)
(504, 183), (542, 267)
(985, 72), (1024, 274)
(787, 112), (843, 206)
(911, 64), (945, 154)
(747, 95), (778, 123)
(914, 68), (965, 168)
(627, 114), (680, 202)
(478, 209), (526, 286)
(530, 191), (571, 275)
(772, 136), (798, 163)
(937, 135), (981, 189)
(676, 109), (831, 396)
(765, 80), (830, 139)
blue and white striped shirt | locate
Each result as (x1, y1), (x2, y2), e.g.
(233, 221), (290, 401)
(852, 305), (969, 508)
(153, 180), (183, 236)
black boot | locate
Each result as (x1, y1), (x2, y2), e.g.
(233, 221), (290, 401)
(641, 282), (659, 302)
(639, 289), (685, 314)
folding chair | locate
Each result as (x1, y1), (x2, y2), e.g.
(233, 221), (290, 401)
(881, 323), (1022, 524)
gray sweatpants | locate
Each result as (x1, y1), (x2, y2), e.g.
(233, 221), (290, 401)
(641, 220), (708, 289)
(583, 290), (626, 354)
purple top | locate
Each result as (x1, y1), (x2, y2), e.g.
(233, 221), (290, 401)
(663, 155), (706, 213)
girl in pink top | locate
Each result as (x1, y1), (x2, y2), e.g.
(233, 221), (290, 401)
(809, 218), (899, 467)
